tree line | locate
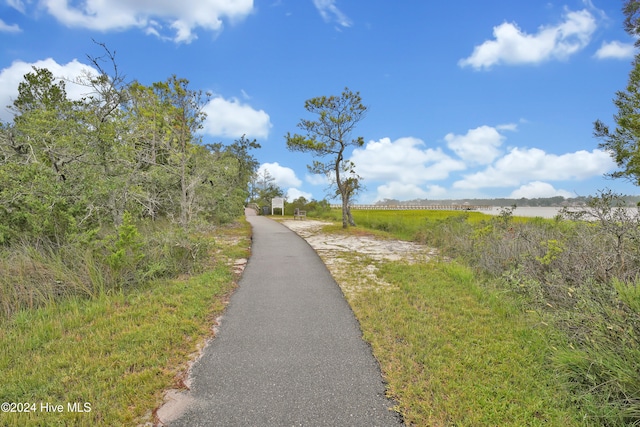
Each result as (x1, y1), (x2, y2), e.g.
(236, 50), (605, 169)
(0, 47), (259, 246)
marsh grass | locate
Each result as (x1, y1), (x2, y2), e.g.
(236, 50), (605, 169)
(352, 261), (584, 426)
(330, 208), (640, 426)
(0, 220), (250, 426)
(351, 209), (487, 240)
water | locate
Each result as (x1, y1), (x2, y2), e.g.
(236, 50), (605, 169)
(484, 206), (640, 219)
(484, 206), (564, 219)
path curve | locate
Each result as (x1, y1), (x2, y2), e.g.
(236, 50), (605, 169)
(168, 213), (402, 426)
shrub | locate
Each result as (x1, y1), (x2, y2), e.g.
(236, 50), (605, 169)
(352, 197), (640, 425)
(0, 216), (212, 320)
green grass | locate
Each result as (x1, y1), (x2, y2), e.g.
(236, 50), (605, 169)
(351, 260), (585, 426)
(0, 220), (250, 426)
(309, 210), (593, 425)
(350, 209), (489, 240)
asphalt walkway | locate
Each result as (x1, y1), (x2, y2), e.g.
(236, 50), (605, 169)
(170, 210), (402, 426)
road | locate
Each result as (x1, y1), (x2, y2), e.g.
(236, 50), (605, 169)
(169, 210), (402, 426)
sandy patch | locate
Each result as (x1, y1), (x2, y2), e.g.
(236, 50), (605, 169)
(280, 219), (437, 297)
(281, 220), (434, 262)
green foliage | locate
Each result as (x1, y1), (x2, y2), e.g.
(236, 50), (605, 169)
(1, 62), (258, 246)
(614, 277), (640, 313)
(536, 239), (565, 266)
(0, 226), (246, 426)
(284, 197), (332, 217)
(104, 212), (145, 286)
(0, 49), (260, 424)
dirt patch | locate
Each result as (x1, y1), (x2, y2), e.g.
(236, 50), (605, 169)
(280, 219), (437, 297)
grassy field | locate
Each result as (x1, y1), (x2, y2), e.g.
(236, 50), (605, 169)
(318, 207), (640, 426)
(0, 221), (250, 426)
(353, 260), (582, 425)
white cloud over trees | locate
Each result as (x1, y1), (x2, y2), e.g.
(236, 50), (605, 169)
(342, 123), (615, 202)
(258, 162), (302, 188)
(286, 187), (313, 202)
(202, 96), (272, 139)
(509, 181), (573, 199)
(351, 137), (466, 184)
(0, 58), (98, 122)
(0, 59), (271, 140)
(259, 162), (311, 202)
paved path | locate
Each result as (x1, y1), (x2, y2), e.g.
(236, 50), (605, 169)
(170, 210), (402, 426)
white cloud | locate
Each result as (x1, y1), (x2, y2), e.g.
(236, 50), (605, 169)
(0, 58), (98, 122)
(258, 162), (302, 188)
(374, 182), (446, 202)
(312, 0), (351, 27)
(376, 182), (428, 201)
(7, 0), (26, 13)
(444, 125), (512, 165)
(351, 136), (468, 202)
(306, 173), (329, 186)
(453, 147), (614, 189)
(202, 96), (271, 139)
(509, 181), (573, 199)
(459, 8), (597, 70)
(351, 137), (466, 183)
(286, 187), (313, 202)
(35, 0), (254, 43)
(594, 40), (635, 60)
(0, 19), (21, 33)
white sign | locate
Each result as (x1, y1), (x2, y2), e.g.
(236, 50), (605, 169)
(271, 197), (285, 215)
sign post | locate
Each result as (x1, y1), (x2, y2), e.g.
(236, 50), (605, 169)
(271, 197), (285, 215)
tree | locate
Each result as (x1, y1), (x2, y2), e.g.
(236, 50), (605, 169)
(250, 168), (284, 207)
(285, 87), (367, 228)
(0, 67), (87, 244)
(593, 1), (640, 185)
(151, 76), (210, 230)
(623, 0), (640, 46)
(224, 134), (261, 204)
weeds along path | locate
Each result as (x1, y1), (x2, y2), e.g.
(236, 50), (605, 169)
(279, 220), (437, 297)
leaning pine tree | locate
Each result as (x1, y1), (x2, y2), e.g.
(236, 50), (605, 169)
(285, 87), (367, 228)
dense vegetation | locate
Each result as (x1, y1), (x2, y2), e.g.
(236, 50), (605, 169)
(0, 49), (259, 318)
(347, 195), (640, 426)
(0, 49), (257, 425)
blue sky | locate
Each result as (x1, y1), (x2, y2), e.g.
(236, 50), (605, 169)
(1, 0), (638, 203)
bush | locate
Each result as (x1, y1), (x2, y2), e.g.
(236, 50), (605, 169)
(285, 197), (332, 218)
(0, 216), (212, 320)
(403, 197), (640, 425)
